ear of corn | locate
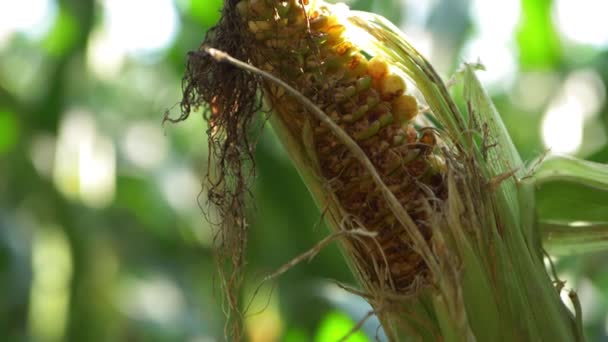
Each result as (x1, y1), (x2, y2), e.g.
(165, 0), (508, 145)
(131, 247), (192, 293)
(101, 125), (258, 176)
(190, 0), (586, 340)
(238, 0), (446, 294)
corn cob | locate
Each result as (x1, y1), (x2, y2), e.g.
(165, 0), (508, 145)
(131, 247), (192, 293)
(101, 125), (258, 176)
(236, 0), (446, 291)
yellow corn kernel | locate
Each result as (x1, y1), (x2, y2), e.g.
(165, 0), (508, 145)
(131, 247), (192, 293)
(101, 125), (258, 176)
(310, 14), (328, 29)
(393, 95), (418, 123)
(326, 24), (346, 43)
(368, 56), (389, 80)
(323, 14), (340, 29)
(380, 74), (406, 99)
(347, 54), (368, 77)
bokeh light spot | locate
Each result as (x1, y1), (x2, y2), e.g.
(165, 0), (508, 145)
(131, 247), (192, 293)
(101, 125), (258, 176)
(542, 94), (584, 154)
(53, 109), (116, 207)
(245, 283), (284, 342)
(119, 275), (185, 324)
(28, 225), (72, 342)
(86, 28), (126, 79)
(122, 121), (168, 170)
(563, 70), (606, 119)
(160, 167), (201, 213)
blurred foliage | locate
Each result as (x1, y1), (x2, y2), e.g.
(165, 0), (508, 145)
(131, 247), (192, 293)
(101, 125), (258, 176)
(0, 0), (607, 341)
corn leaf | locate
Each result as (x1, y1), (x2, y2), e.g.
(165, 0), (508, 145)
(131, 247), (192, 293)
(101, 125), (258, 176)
(534, 155), (608, 224)
(529, 155), (608, 254)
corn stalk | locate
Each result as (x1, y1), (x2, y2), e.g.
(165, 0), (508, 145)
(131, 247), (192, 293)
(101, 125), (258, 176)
(172, 0), (608, 340)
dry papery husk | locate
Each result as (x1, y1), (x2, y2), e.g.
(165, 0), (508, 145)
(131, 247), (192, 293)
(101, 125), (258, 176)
(173, 0), (510, 340)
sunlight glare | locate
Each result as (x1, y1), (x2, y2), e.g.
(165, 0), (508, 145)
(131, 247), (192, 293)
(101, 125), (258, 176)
(555, 0), (608, 48)
(541, 94), (584, 154)
(0, 0), (55, 42)
(463, 0), (520, 90)
(542, 70), (605, 155)
(102, 0), (179, 58)
(471, 0), (520, 40)
(462, 39), (517, 90)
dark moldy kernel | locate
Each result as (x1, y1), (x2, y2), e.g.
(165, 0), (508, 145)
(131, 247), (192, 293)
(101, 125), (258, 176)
(238, 0), (446, 290)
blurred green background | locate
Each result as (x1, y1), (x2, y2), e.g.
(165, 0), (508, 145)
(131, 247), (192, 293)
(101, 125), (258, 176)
(1, 0), (607, 341)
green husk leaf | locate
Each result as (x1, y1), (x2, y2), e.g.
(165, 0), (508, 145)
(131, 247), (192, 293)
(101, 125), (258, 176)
(350, 9), (578, 341)
(461, 66), (577, 342)
(533, 155), (608, 190)
(537, 181), (608, 223)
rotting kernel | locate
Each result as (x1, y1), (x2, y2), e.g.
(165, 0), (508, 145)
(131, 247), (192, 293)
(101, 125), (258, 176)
(335, 41), (354, 56)
(368, 56), (389, 80)
(347, 54), (368, 77)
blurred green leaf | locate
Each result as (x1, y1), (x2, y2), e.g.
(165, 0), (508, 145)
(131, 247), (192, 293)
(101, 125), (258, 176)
(537, 182), (608, 223)
(189, 0), (222, 27)
(534, 156), (608, 223)
(43, 7), (79, 57)
(315, 311), (368, 342)
(517, 0), (562, 69)
(0, 110), (19, 154)
(534, 156), (608, 191)
(283, 327), (310, 342)
(372, 0), (402, 26)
